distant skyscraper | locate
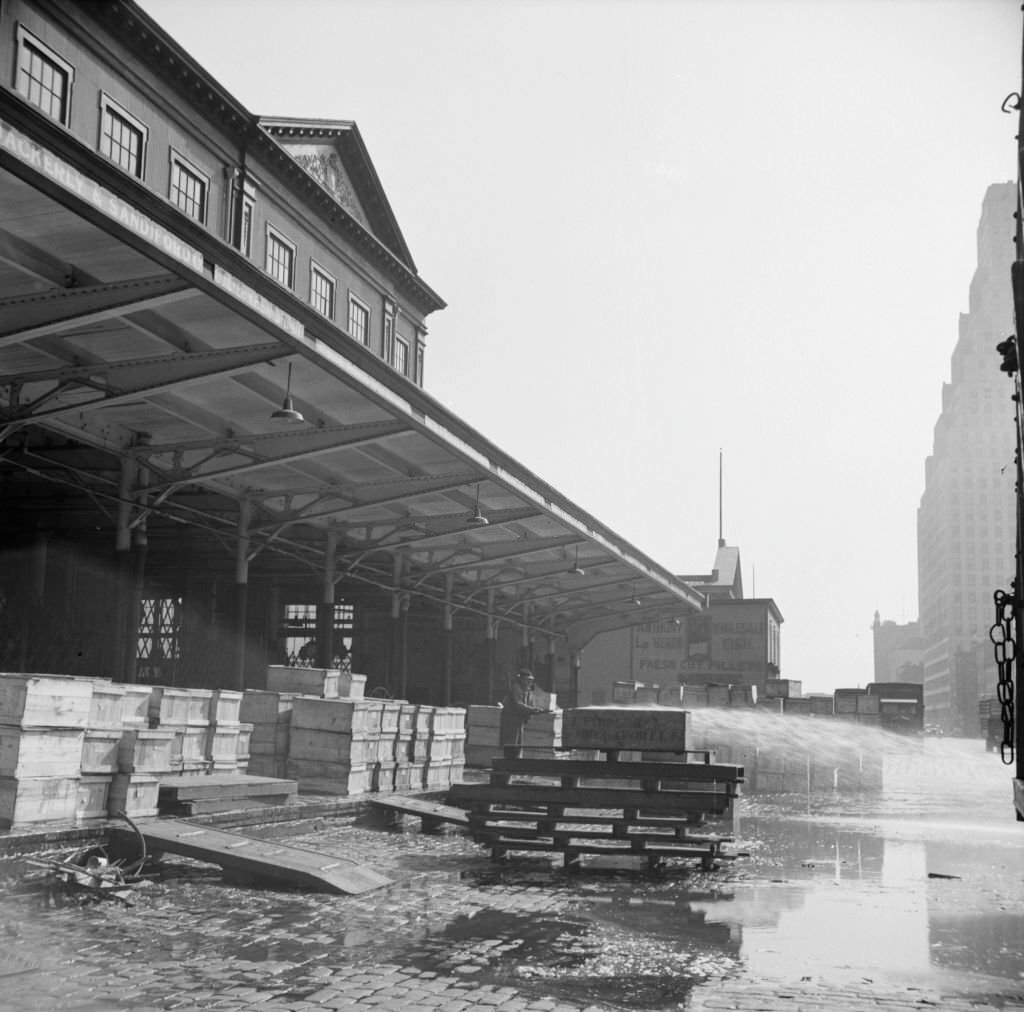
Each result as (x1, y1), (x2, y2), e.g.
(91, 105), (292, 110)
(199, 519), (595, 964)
(917, 182), (1017, 733)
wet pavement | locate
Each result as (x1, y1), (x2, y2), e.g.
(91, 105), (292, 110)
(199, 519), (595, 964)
(0, 736), (1022, 1012)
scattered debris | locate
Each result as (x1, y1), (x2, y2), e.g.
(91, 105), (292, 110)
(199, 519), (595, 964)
(24, 811), (150, 904)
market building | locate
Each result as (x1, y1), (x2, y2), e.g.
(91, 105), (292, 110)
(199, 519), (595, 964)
(0, 0), (709, 708)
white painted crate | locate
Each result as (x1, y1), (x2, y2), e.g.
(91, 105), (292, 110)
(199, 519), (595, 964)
(0, 726), (83, 778)
(0, 775), (78, 828)
(0, 674), (93, 729)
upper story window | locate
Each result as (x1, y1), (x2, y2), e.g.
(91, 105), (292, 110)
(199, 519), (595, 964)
(230, 176), (255, 257)
(348, 295), (370, 346)
(265, 225), (295, 288)
(394, 336), (409, 376)
(99, 94), (147, 179)
(169, 150), (209, 223)
(15, 26), (73, 126)
(310, 262), (336, 319)
(414, 338), (425, 387)
(382, 301), (396, 361)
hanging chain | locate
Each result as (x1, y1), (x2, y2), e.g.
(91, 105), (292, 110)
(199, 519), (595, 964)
(990, 589), (1016, 765)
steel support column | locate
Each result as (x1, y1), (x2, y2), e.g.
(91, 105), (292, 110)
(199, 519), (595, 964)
(232, 500), (251, 691)
(443, 574), (453, 706)
(316, 530), (338, 669)
(112, 457), (137, 681)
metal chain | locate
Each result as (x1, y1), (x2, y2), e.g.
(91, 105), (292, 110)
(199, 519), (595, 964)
(990, 589), (1016, 765)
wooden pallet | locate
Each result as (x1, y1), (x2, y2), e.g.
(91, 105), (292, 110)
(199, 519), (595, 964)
(449, 754), (742, 870)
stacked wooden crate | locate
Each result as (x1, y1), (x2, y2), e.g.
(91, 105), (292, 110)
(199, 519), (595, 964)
(522, 709), (562, 759)
(206, 689), (246, 773)
(423, 706), (456, 788)
(373, 700), (402, 792)
(465, 705), (501, 767)
(411, 703), (433, 778)
(392, 703), (414, 789)
(286, 697), (382, 795)
(78, 680), (125, 820)
(240, 690), (295, 779)
(148, 687), (204, 774)
(0, 674), (93, 828)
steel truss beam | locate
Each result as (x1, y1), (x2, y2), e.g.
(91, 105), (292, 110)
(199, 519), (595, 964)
(137, 418), (410, 488)
(0, 343), (289, 426)
(0, 274), (194, 346)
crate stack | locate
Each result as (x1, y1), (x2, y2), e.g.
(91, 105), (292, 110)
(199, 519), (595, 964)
(423, 706), (455, 788)
(393, 703), (419, 790)
(0, 674), (93, 828)
(465, 705), (502, 767)
(373, 700), (403, 792)
(149, 687), (206, 774)
(286, 697), (382, 795)
(411, 703), (434, 779)
(78, 680), (125, 820)
(240, 690), (296, 779)
(522, 709), (562, 759)
(657, 685), (685, 707)
(206, 689), (246, 773)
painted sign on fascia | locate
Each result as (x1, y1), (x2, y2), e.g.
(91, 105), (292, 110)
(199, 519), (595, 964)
(212, 265), (305, 340)
(632, 603), (769, 680)
(0, 118), (204, 274)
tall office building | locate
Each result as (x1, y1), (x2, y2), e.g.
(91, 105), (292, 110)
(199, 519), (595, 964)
(917, 182), (1016, 732)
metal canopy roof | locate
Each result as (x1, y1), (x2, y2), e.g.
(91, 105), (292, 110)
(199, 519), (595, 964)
(0, 113), (706, 645)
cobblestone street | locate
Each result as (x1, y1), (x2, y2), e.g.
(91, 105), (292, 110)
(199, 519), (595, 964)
(1, 740), (1023, 1012)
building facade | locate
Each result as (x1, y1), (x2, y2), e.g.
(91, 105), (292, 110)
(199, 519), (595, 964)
(0, 0), (708, 707)
(871, 611), (924, 685)
(578, 542), (783, 704)
(916, 182), (1017, 733)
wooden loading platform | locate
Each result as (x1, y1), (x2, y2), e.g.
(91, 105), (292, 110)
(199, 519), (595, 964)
(157, 774), (298, 816)
(448, 753), (744, 870)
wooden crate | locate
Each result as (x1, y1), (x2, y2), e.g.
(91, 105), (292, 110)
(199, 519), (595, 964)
(0, 726), (84, 778)
(466, 743), (502, 768)
(266, 665), (340, 698)
(81, 730), (122, 774)
(0, 775), (78, 828)
(285, 758), (371, 795)
(249, 724), (290, 756)
(88, 683), (125, 729)
(657, 685), (685, 707)
(563, 707), (685, 752)
(423, 759), (453, 789)
(211, 690), (243, 724)
(76, 774), (112, 821)
(206, 723), (240, 762)
(108, 773), (159, 817)
(634, 684), (660, 704)
(149, 688), (190, 726)
(338, 672), (367, 699)
(291, 697), (382, 735)
(706, 684), (731, 707)
(288, 727), (378, 765)
(121, 685), (154, 728)
(0, 674), (93, 729)
(118, 729), (175, 773)
(240, 690), (297, 724)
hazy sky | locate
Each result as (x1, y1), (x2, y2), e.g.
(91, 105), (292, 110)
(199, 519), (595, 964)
(140, 0), (1019, 693)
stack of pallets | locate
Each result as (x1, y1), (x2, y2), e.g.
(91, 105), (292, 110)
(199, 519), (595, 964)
(449, 706), (742, 870)
(449, 753), (741, 870)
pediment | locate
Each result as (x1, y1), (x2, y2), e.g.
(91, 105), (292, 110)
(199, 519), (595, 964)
(259, 118), (415, 271)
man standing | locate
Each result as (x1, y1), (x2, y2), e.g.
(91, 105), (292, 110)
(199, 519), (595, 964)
(500, 668), (544, 759)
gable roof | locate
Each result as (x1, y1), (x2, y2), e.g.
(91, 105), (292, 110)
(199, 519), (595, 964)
(259, 117), (416, 272)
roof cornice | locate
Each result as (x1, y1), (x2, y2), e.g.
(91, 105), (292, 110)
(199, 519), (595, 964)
(73, 0), (444, 314)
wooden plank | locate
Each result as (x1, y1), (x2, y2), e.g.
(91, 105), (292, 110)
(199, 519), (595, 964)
(473, 834), (731, 860)
(158, 774), (298, 801)
(368, 796), (470, 827)
(490, 758), (743, 782)
(122, 817), (391, 895)
(470, 808), (731, 833)
(450, 782), (732, 814)
(163, 793), (298, 816)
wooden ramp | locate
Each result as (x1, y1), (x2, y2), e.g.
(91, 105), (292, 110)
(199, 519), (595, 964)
(123, 818), (392, 895)
(368, 795), (470, 832)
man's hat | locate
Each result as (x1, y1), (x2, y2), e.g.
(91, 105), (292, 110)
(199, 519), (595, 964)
(517, 667), (534, 680)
